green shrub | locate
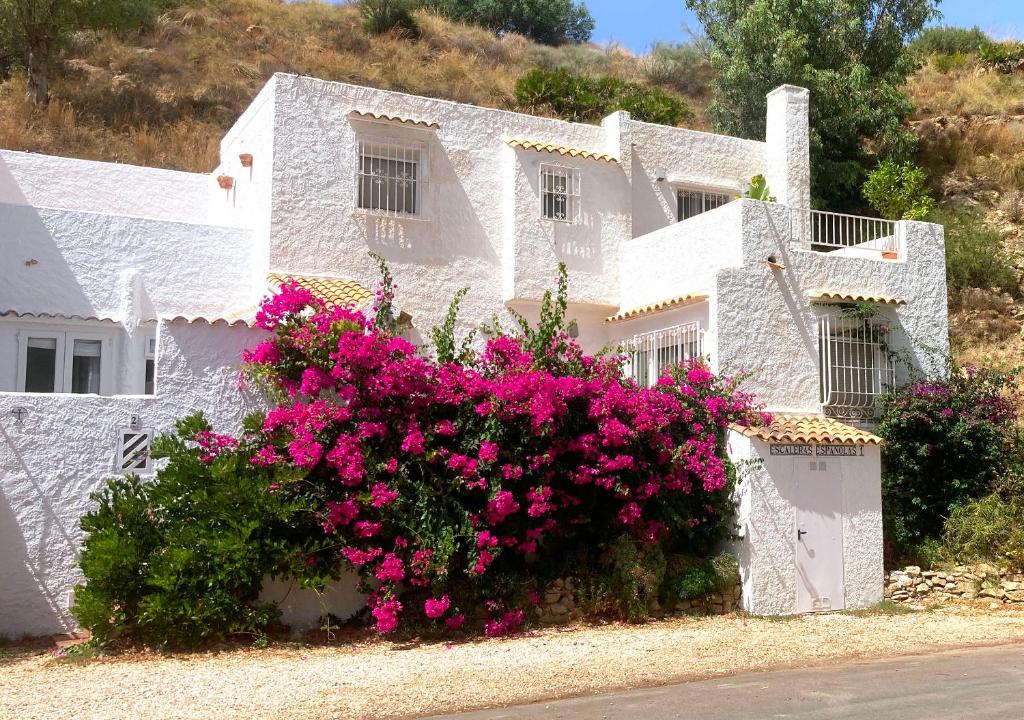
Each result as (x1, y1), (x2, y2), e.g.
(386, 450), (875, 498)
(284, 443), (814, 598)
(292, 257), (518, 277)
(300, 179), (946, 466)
(515, 67), (692, 126)
(879, 365), (1022, 549)
(979, 41), (1024, 70)
(73, 414), (327, 646)
(359, 0), (420, 36)
(930, 52), (973, 74)
(862, 159), (934, 220)
(663, 553), (739, 603)
(580, 535), (667, 622)
(641, 42), (711, 96)
(427, 0), (594, 45)
(909, 26), (990, 57)
(933, 207), (1020, 298)
(944, 474), (1024, 568)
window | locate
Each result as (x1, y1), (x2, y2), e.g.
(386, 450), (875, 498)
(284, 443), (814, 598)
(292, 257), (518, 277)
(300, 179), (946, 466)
(116, 428), (154, 474)
(144, 336), (156, 395)
(677, 188), (732, 221)
(818, 310), (896, 422)
(357, 140), (421, 216)
(16, 329), (110, 395)
(540, 165), (581, 223)
(622, 323), (704, 387)
(24, 337), (58, 392)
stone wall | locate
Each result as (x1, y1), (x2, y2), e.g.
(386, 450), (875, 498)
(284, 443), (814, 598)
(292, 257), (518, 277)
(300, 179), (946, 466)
(885, 564), (1024, 605)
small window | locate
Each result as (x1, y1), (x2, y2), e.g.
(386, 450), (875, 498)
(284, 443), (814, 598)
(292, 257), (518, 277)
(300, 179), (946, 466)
(540, 165), (581, 223)
(116, 428), (154, 474)
(677, 188), (732, 221)
(70, 339), (102, 394)
(818, 309), (896, 422)
(144, 336), (156, 395)
(622, 323), (704, 387)
(24, 337), (58, 393)
(357, 141), (420, 216)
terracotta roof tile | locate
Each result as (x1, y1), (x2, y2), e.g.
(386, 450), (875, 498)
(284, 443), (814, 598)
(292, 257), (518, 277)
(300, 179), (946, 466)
(606, 292), (709, 323)
(349, 110), (439, 129)
(268, 273), (374, 309)
(0, 309), (119, 323)
(164, 314), (255, 328)
(507, 139), (618, 164)
(810, 291), (905, 305)
(734, 414), (881, 445)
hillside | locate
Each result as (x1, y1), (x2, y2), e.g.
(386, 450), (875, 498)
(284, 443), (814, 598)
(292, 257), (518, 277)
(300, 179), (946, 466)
(0, 0), (711, 172)
(3, 0), (1024, 365)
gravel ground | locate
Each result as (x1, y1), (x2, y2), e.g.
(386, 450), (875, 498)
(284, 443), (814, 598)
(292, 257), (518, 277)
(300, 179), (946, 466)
(5, 605), (1024, 720)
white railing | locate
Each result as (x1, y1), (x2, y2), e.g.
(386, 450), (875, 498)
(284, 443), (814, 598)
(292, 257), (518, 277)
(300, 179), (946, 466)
(818, 311), (896, 423)
(793, 209), (898, 255)
(621, 322), (705, 387)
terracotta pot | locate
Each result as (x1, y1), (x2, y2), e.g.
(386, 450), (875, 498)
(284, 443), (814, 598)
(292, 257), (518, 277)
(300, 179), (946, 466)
(239, 153), (253, 168)
(881, 250), (898, 260)
(217, 175), (235, 190)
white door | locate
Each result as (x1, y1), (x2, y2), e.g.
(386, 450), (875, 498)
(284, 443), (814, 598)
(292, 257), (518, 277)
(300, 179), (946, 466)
(795, 460), (845, 612)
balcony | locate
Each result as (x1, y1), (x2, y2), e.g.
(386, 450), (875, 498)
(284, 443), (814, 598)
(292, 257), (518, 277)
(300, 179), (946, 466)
(792, 208), (902, 260)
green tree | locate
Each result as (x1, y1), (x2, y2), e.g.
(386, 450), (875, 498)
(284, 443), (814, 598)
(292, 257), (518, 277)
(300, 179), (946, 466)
(685, 0), (939, 210)
(862, 159), (934, 220)
(428, 0), (594, 44)
(0, 0), (159, 104)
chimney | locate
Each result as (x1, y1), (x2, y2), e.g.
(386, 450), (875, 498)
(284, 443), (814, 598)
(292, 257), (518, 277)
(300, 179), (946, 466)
(764, 85), (811, 210)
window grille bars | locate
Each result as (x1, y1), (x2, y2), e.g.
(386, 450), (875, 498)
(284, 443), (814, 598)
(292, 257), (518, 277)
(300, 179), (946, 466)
(677, 189), (731, 221)
(357, 140), (422, 217)
(621, 322), (705, 387)
(818, 311), (896, 422)
(540, 164), (581, 223)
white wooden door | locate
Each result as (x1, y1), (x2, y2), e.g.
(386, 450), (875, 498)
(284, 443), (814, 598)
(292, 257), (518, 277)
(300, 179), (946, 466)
(795, 460), (846, 613)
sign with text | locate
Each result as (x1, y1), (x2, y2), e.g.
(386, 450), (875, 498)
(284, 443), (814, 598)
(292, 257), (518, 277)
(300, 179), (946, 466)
(769, 444), (864, 457)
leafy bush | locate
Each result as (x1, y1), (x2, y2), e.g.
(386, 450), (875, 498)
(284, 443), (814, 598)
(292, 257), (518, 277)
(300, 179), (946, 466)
(862, 159), (934, 220)
(933, 207), (1020, 298)
(944, 475), (1024, 568)
(76, 264), (766, 643)
(359, 0), (420, 36)
(664, 552), (739, 604)
(979, 41), (1024, 70)
(580, 535), (667, 622)
(879, 366), (1021, 549)
(515, 67), (692, 126)
(930, 51), (973, 74)
(908, 26), (990, 57)
(641, 42), (712, 96)
(427, 0), (594, 45)
(74, 415), (327, 646)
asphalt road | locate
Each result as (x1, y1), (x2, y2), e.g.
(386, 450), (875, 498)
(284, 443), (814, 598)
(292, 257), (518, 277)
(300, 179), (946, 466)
(426, 643), (1024, 720)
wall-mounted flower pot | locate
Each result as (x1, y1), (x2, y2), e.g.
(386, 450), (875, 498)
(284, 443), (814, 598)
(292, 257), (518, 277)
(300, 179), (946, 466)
(217, 175), (235, 190)
(239, 153), (253, 168)
(881, 250), (898, 260)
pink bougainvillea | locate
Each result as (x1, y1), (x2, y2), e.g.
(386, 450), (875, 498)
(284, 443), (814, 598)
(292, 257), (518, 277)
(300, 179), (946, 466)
(219, 274), (766, 637)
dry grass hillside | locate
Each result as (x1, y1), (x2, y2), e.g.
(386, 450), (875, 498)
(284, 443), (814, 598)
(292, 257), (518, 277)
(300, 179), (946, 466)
(0, 0), (711, 172)
(3, 1), (1024, 364)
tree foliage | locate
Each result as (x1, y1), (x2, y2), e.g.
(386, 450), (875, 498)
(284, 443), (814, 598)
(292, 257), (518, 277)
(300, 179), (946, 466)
(427, 0), (594, 45)
(0, 0), (162, 103)
(685, 0), (939, 210)
(516, 67), (692, 126)
(862, 159), (934, 220)
(908, 25), (990, 57)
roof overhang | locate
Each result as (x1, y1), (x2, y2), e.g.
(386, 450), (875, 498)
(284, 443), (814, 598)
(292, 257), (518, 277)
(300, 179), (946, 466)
(507, 139), (618, 164)
(605, 292), (709, 323)
(267, 273), (374, 309)
(732, 414), (881, 446)
(809, 291), (905, 306)
(348, 110), (439, 130)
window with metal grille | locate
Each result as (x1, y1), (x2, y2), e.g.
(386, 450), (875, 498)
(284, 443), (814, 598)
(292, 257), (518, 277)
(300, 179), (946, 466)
(116, 428), (154, 474)
(357, 141), (421, 216)
(817, 310), (896, 423)
(144, 336), (156, 395)
(621, 322), (704, 387)
(677, 188), (732, 221)
(540, 164), (581, 223)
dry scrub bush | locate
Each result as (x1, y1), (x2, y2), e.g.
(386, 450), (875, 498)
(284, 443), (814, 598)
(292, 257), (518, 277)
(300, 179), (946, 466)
(908, 64), (1024, 117)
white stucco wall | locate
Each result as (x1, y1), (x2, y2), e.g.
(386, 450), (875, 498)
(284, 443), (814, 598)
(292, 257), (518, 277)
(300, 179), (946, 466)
(713, 201), (948, 413)
(0, 321), (264, 638)
(729, 433), (883, 615)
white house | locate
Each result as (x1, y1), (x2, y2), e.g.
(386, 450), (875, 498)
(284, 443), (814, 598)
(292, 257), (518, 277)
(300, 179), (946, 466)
(0, 74), (948, 637)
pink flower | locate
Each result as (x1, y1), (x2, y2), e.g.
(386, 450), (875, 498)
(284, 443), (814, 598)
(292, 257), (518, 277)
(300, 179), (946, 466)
(375, 553), (405, 583)
(486, 491), (520, 524)
(370, 482), (399, 507)
(444, 614), (466, 629)
(371, 597), (402, 634)
(478, 441), (499, 464)
(424, 595), (451, 619)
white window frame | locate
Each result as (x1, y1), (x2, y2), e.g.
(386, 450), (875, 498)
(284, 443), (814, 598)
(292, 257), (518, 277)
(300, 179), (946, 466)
(621, 322), (705, 387)
(817, 307), (896, 423)
(15, 326), (114, 395)
(144, 334), (157, 395)
(354, 136), (429, 219)
(540, 163), (581, 224)
(16, 330), (64, 394)
(115, 427), (155, 475)
(676, 186), (733, 222)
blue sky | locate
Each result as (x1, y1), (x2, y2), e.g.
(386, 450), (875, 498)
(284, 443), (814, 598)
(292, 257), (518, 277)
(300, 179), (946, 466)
(586, 0), (1024, 52)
